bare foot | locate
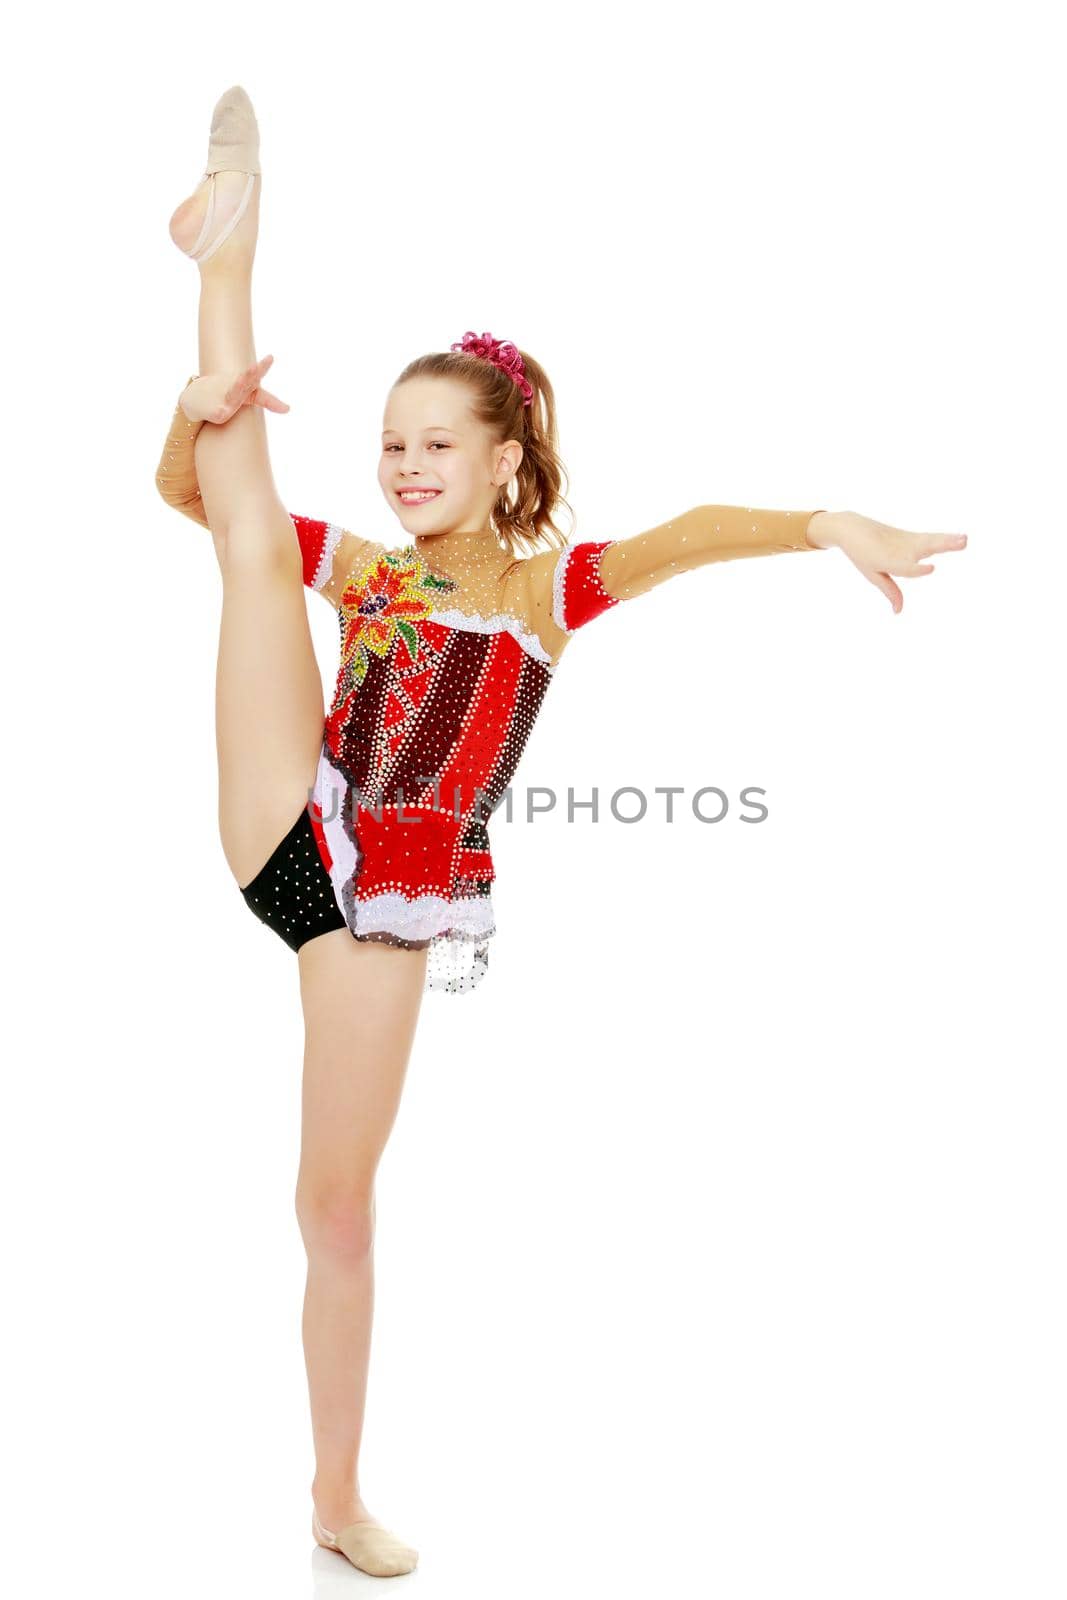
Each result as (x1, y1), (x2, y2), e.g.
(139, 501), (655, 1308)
(168, 169), (260, 268)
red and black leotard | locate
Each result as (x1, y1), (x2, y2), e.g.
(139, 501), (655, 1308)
(156, 387), (824, 992)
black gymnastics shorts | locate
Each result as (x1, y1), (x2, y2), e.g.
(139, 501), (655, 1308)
(239, 804), (349, 952)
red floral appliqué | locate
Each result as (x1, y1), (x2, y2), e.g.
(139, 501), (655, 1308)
(337, 550), (456, 687)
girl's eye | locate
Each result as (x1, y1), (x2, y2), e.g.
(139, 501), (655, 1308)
(383, 442), (450, 452)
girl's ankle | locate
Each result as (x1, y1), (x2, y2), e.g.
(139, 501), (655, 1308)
(312, 1473), (362, 1501)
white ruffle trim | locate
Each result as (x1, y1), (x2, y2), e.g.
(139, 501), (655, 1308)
(351, 893), (494, 996)
(310, 521), (346, 591)
(314, 745), (362, 894)
(350, 889), (494, 943)
(431, 606), (553, 667)
(551, 545), (575, 633)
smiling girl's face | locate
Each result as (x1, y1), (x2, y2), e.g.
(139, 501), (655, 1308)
(378, 376), (522, 539)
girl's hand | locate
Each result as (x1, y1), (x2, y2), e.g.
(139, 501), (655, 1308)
(808, 510), (968, 613)
(178, 355), (290, 425)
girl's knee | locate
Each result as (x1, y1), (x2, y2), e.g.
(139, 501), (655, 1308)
(295, 1184), (376, 1265)
(219, 517), (302, 580)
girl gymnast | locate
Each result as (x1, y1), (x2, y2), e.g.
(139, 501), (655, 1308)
(155, 86), (968, 1577)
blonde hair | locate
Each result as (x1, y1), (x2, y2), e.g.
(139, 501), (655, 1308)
(392, 342), (576, 561)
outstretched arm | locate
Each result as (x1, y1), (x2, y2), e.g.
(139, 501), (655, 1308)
(530, 503), (967, 638)
(154, 377), (385, 608)
(527, 504), (824, 638)
(598, 503), (827, 602)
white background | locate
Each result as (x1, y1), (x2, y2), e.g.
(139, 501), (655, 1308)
(2, 2), (1063, 1595)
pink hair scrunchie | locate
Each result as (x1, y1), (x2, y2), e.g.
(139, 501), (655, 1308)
(450, 329), (534, 407)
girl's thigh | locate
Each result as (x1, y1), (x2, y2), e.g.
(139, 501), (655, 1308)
(295, 930), (429, 1195)
(215, 544), (326, 889)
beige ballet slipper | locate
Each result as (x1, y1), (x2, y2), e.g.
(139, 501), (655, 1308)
(312, 1506), (420, 1578)
(177, 85), (261, 266)
(202, 84), (260, 176)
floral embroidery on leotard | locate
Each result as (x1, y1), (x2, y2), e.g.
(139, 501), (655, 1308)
(337, 550), (457, 687)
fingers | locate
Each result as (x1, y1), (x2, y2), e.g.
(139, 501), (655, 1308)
(849, 522), (966, 609)
(914, 532), (967, 557)
(891, 558), (940, 575)
(890, 534), (964, 575)
(868, 570), (903, 612)
(210, 357), (281, 421)
(227, 355), (276, 402)
(252, 386), (290, 413)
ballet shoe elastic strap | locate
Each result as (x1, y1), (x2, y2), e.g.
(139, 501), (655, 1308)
(189, 172), (256, 264)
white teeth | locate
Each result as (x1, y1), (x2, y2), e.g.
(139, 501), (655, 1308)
(400, 491), (440, 502)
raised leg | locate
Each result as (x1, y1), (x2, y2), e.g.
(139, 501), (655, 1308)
(180, 177), (327, 887)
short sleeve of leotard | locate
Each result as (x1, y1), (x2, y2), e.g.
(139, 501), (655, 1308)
(550, 541), (622, 634)
(289, 517), (386, 607)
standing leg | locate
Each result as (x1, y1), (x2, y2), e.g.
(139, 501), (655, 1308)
(296, 929), (428, 1575)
